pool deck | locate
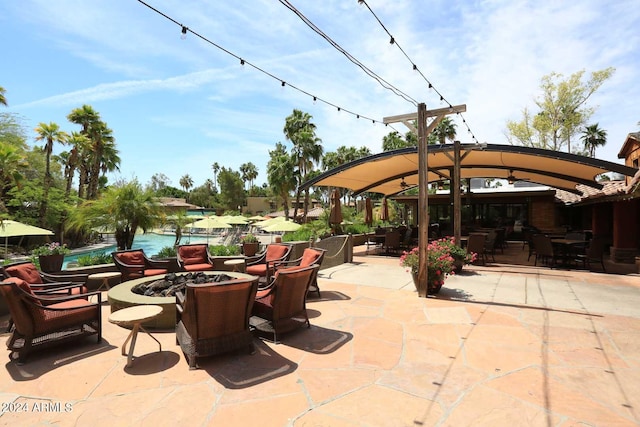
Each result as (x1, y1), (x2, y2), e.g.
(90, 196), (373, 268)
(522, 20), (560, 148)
(1, 243), (640, 426)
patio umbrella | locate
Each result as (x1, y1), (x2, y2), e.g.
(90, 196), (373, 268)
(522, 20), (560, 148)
(248, 215), (268, 222)
(185, 217), (231, 244)
(262, 220), (301, 233)
(253, 216), (286, 228)
(364, 197), (373, 226)
(380, 198), (389, 222)
(0, 220), (54, 254)
(221, 215), (249, 225)
(329, 189), (343, 225)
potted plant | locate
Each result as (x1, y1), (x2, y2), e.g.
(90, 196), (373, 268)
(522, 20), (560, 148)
(31, 242), (71, 273)
(400, 238), (473, 294)
(241, 233), (260, 257)
(438, 237), (476, 272)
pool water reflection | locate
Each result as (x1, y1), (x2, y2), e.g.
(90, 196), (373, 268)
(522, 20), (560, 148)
(63, 233), (213, 268)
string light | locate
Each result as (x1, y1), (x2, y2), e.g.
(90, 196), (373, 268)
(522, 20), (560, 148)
(358, 0), (481, 144)
(136, 0), (400, 131)
(180, 26), (188, 40)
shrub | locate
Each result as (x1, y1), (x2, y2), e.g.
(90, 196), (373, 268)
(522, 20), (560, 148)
(156, 246), (176, 258)
(76, 252), (113, 266)
(208, 244), (241, 256)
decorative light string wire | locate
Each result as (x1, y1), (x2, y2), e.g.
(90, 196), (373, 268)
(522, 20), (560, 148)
(357, 0), (481, 143)
(136, 0), (400, 130)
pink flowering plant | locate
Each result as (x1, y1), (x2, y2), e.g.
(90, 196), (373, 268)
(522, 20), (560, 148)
(400, 238), (476, 291)
(31, 242), (70, 256)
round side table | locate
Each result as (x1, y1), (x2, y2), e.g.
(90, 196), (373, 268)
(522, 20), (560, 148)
(89, 271), (121, 292)
(108, 305), (163, 367)
(224, 258), (246, 273)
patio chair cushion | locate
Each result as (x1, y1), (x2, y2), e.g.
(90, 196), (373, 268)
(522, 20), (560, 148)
(118, 251), (145, 266)
(144, 269), (168, 277)
(246, 264), (267, 276)
(265, 245), (289, 262)
(5, 263), (43, 284)
(180, 246), (208, 265)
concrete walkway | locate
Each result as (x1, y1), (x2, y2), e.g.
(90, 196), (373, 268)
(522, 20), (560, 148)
(1, 249), (640, 426)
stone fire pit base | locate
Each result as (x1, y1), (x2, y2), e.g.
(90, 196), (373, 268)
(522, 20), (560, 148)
(107, 272), (254, 329)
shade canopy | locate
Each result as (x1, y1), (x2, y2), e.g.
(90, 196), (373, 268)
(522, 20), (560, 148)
(0, 220), (54, 238)
(262, 221), (301, 233)
(186, 217), (232, 230)
(301, 144), (638, 196)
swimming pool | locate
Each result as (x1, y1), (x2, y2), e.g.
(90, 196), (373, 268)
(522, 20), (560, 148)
(63, 233), (213, 267)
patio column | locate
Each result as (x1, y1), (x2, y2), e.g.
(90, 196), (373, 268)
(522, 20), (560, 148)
(591, 203), (612, 238)
(611, 200), (638, 263)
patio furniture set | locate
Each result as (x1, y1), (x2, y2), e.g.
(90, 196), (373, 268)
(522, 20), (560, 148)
(0, 242), (325, 369)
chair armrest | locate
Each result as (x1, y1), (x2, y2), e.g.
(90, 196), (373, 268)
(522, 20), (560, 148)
(41, 271), (89, 284)
(32, 282), (86, 294)
(272, 257), (302, 270)
(145, 258), (171, 269)
(22, 289), (101, 305)
(245, 252), (266, 266)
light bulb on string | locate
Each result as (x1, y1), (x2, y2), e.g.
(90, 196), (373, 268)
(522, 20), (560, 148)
(312, 96), (317, 105)
(180, 26), (188, 40)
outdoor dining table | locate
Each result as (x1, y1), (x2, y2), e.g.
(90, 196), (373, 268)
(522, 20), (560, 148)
(551, 238), (588, 266)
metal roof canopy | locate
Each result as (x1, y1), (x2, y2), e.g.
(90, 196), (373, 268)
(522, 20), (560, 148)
(301, 143), (638, 196)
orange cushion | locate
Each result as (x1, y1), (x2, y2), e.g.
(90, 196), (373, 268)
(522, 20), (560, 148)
(184, 263), (213, 271)
(300, 249), (320, 267)
(118, 251), (145, 266)
(6, 263), (43, 284)
(265, 245), (288, 262)
(246, 264), (267, 276)
(179, 246), (207, 265)
(5, 278), (33, 295)
(144, 269), (168, 277)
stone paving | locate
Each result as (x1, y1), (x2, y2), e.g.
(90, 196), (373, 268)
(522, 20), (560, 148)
(1, 245), (640, 426)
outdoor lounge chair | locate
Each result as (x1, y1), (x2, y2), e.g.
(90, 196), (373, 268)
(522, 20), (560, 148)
(1, 260), (89, 291)
(250, 264), (319, 343)
(177, 244), (214, 271)
(272, 247), (326, 297)
(112, 249), (170, 281)
(245, 243), (292, 283)
(0, 278), (102, 363)
(575, 236), (606, 272)
(175, 276), (259, 369)
(466, 234), (487, 265)
(533, 234), (559, 267)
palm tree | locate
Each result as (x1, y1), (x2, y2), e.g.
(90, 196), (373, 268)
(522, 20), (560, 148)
(431, 117), (457, 144)
(86, 121), (115, 199)
(60, 131), (90, 198)
(179, 174), (194, 192)
(0, 86), (7, 106)
(67, 180), (162, 250)
(240, 162), (258, 193)
(267, 142), (296, 220)
(283, 109), (323, 222)
(580, 123), (607, 158)
(0, 142), (27, 212)
(34, 122), (68, 226)
(211, 162), (220, 191)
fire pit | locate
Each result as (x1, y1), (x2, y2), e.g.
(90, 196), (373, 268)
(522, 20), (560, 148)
(108, 271), (255, 329)
(131, 272), (234, 297)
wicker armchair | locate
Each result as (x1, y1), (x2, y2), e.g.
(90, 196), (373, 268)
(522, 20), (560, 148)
(177, 244), (214, 271)
(245, 243), (292, 283)
(272, 247), (326, 297)
(176, 276), (259, 369)
(250, 264), (319, 343)
(0, 278), (102, 363)
(2, 260), (89, 291)
(112, 249), (170, 281)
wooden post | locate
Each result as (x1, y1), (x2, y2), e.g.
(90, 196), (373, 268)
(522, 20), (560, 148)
(453, 140), (462, 245)
(417, 103), (428, 298)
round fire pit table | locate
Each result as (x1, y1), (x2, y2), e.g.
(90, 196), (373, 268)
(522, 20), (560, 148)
(107, 271), (256, 329)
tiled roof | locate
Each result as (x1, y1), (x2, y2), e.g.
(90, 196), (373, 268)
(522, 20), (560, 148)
(555, 180), (629, 205)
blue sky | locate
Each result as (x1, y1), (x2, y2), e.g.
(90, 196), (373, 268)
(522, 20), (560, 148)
(1, 0), (638, 189)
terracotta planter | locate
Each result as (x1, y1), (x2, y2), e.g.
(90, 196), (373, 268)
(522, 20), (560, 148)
(411, 271), (444, 295)
(39, 254), (65, 273)
(242, 242), (259, 257)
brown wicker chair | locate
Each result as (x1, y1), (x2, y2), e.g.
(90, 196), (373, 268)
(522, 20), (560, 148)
(245, 243), (292, 283)
(250, 264), (319, 343)
(175, 276), (259, 370)
(466, 234), (487, 265)
(112, 249), (170, 281)
(177, 244), (214, 271)
(0, 278), (102, 363)
(271, 247), (326, 297)
(2, 260), (89, 291)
